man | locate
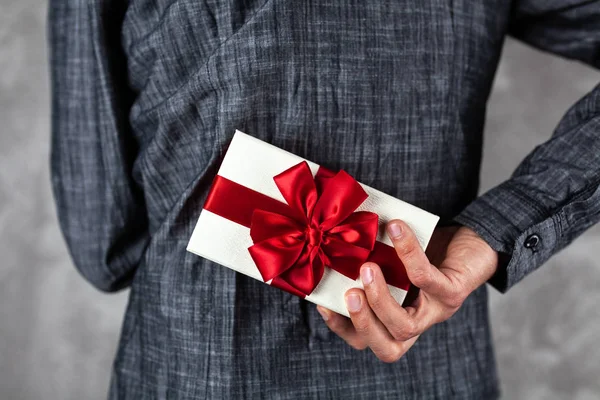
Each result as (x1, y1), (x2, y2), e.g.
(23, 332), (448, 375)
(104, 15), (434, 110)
(49, 0), (599, 398)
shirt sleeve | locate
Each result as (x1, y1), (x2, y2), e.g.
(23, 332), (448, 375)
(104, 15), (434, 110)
(454, 1), (600, 292)
(49, 0), (148, 292)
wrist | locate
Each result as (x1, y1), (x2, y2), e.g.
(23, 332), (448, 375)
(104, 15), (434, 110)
(457, 226), (500, 281)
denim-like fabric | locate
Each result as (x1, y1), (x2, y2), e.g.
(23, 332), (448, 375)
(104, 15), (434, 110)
(49, 0), (600, 398)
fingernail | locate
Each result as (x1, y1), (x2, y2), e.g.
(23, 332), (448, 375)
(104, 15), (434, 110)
(345, 294), (361, 312)
(317, 307), (329, 321)
(361, 267), (373, 285)
(388, 222), (402, 238)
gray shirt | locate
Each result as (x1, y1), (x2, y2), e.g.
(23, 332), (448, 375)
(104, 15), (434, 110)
(49, 0), (600, 398)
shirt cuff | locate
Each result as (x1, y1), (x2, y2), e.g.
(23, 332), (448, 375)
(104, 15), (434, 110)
(453, 181), (564, 293)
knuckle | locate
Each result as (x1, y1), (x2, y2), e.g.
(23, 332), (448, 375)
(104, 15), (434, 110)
(352, 315), (370, 335)
(349, 341), (368, 351)
(326, 319), (343, 333)
(410, 267), (431, 286)
(393, 320), (417, 341)
(378, 347), (403, 363)
(397, 239), (419, 259)
(407, 318), (420, 335)
(445, 287), (466, 309)
(366, 289), (384, 310)
(451, 295), (465, 309)
(390, 330), (407, 342)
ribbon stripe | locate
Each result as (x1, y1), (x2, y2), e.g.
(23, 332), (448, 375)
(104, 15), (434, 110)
(204, 175), (293, 227)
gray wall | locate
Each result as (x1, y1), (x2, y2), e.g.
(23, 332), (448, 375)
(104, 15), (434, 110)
(1, 1), (599, 399)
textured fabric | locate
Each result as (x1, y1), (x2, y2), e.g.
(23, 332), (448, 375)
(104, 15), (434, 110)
(48, 0), (600, 398)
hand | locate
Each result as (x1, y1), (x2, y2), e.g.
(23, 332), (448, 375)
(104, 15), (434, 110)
(316, 220), (498, 363)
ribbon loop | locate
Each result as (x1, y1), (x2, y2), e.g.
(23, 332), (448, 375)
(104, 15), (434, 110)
(248, 161), (378, 296)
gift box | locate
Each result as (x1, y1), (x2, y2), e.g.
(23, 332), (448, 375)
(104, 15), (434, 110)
(187, 130), (439, 317)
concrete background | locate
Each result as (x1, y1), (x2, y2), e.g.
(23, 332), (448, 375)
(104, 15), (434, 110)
(1, 1), (599, 399)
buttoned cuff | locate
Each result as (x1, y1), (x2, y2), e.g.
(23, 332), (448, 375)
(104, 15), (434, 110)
(453, 181), (565, 293)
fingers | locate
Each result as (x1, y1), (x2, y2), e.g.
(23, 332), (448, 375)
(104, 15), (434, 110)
(344, 289), (407, 363)
(316, 306), (367, 350)
(387, 220), (450, 296)
(360, 262), (432, 341)
(317, 284), (423, 363)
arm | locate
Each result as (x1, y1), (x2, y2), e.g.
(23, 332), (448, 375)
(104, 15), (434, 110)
(49, 0), (148, 292)
(455, 0), (600, 291)
(319, 1), (600, 362)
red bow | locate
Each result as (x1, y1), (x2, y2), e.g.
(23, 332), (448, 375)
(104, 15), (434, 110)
(248, 161), (379, 296)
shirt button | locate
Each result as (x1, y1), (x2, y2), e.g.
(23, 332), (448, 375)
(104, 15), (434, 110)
(524, 234), (540, 249)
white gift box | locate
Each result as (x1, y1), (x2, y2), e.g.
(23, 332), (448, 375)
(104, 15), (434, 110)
(187, 130), (439, 317)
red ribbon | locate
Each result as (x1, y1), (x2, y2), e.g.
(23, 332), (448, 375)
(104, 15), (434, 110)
(247, 162), (378, 296)
(204, 161), (411, 297)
